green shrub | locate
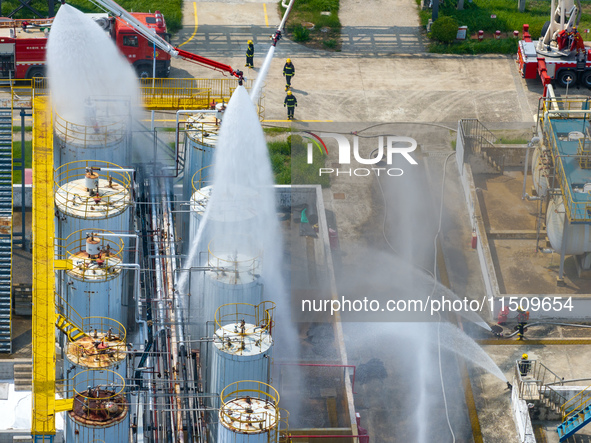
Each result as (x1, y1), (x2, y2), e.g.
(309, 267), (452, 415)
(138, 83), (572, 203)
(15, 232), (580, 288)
(527, 22), (543, 40)
(288, 135), (305, 155)
(270, 152), (286, 174)
(268, 140), (291, 156)
(323, 39), (337, 49)
(431, 16), (459, 43)
(293, 25), (311, 42)
(291, 154), (330, 187)
(276, 165), (292, 185)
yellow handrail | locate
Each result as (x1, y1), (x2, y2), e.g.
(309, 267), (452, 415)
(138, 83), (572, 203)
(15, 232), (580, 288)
(561, 384), (591, 421)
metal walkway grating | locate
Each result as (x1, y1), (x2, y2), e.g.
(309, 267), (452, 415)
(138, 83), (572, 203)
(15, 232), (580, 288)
(0, 108), (12, 353)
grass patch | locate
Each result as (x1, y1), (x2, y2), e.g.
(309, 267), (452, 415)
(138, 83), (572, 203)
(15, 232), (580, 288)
(421, 0), (591, 53)
(263, 126), (292, 135)
(12, 126), (32, 133)
(496, 136), (529, 144)
(1, 0), (183, 34)
(289, 135), (330, 187)
(429, 37), (518, 54)
(268, 140), (291, 185)
(267, 135), (330, 187)
(12, 140), (32, 184)
(280, 0), (342, 51)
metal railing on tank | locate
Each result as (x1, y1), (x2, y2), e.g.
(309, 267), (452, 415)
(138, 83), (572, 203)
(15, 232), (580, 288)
(207, 240), (262, 283)
(54, 110), (127, 149)
(191, 165), (213, 195)
(278, 408), (290, 443)
(66, 317), (127, 369)
(186, 115), (220, 147)
(54, 160), (132, 220)
(56, 229), (125, 282)
(219, 380), (280, 435)
(62, 369), (129, 426)
(214, 301), (275, 348)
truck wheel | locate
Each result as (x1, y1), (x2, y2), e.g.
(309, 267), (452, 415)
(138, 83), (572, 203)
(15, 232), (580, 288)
(26, 67), (44, 79)
(582, 71), (591, 88)
(557, 70), (576, 87)
(136, 65), (152, 79)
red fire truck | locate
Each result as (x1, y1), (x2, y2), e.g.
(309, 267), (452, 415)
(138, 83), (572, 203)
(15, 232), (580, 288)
(517, 0), (591, 90)
(0, 10), (171, 80)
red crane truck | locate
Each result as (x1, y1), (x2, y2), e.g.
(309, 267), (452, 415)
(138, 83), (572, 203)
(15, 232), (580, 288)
(517, 0), (591, 91)
(0, 10), (172, 80)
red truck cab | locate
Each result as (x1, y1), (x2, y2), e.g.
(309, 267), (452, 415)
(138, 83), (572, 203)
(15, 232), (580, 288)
(111, 11), (171, 78)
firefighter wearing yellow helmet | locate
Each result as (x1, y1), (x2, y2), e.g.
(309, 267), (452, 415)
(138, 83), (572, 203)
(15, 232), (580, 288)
(283, 58), (295, 91)
(284, 90), (297, 120)
(519, 353), (531, 377)
(245, 40), (254, 68)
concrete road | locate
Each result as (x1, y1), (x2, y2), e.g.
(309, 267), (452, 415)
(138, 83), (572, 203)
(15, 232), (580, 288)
(169, 0), (547, 123)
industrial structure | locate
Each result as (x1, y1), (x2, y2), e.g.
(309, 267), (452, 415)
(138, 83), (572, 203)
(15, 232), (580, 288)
(0, 0), (362, 442)
(29, 69), (288, 443)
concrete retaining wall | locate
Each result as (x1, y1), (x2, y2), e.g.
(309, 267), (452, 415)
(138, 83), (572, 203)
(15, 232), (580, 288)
(511, 382), (536, 443)
(483, 145), (528, 167)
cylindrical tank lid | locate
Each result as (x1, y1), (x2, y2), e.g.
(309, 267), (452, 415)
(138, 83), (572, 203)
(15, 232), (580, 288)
(86, 234), (101, 256)
(85, 169), (99, 191)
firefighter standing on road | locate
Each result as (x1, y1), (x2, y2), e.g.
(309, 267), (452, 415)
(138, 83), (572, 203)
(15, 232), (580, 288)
(245, 40), (254, 68)
(283, 58), (295, 91)
(284, 90), (297, 120)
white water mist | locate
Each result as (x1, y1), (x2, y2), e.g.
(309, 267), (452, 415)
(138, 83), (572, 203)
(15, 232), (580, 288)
(47, 5), (139, 124)
(180, 85), (299, 373)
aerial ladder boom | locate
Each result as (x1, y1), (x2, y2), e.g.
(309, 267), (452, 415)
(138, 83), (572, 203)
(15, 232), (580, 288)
(82, 0), (244, 81)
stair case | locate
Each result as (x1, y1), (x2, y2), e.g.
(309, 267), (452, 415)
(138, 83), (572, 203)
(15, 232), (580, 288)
(13, 361), (32, 391)
(0, 109), (12, 353)
(557, 387), (591, 441)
